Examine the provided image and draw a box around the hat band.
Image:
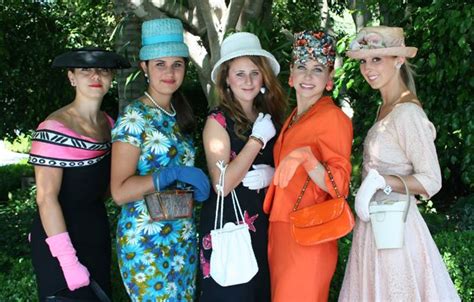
[142,34,183,46]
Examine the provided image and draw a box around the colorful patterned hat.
[292,30,336,67]
[139,18,189,61]
[346,26,417,59]
[211,32,280,83]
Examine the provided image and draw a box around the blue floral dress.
[111,100,197,301]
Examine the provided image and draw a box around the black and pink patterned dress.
[28,115,113,299]
[198,108,275,302]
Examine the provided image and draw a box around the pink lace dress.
[338,103,460,301]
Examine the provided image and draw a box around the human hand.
[273,146,318,188]
[45,232,90,291]
[242,164,275,190]
[176,167,211,202]
[355,169,386,222]
[250,113,276,149]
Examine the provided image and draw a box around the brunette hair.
[145,60,196,135]
[214,56,287,140]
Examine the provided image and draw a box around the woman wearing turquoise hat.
[110,18,210,301]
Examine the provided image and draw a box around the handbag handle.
[213,160,245,230]
[292,162,341,211]
[390,174,410,222]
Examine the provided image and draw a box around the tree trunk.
[113,0,271,107]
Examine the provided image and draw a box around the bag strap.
[391,174,410,222]
[213,160,245,230]
[292,163,341,211]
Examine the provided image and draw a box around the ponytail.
[401,60,417,96]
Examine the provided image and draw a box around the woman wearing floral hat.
[29,47,129,300]
[338,26,460,301]
[110,18,210,301]
[263,31,353,301]
[198,32,287,301]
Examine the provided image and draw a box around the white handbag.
[209,161,259,287]
[369,174,410,249]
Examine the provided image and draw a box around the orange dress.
[263,96,353,302]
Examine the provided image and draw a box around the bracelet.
[249,135,264,148]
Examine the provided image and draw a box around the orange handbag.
[289,163,355,246]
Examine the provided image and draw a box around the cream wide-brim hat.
[211,32,280,83]
[346,26,417,59]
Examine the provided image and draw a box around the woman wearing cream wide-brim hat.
[338,26,460,301]
[198,31,287,301]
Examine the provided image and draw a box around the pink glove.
[273,146,319,188]
[45,232,90,291]
[355,169,386,222]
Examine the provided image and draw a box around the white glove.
[355,169,386,222]
[242,164,275,190]
[250,113,276,149]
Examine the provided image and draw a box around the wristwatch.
[383,184,392,195]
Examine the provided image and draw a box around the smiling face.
[226,56,263,105]
[141,57,186,99]
[68,68,113,100]
[290,59,331,103]
[359,55,403,90]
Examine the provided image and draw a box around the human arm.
[34,165,90,290]
[203,111,276,196]
[110,142,155,205]
[203,118,262,196]
[355,104,441,221]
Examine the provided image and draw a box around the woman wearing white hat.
[198,32,287,301]
[29,47,129,301]
[110,18,210,301]
[339,26,460,301]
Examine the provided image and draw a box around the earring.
[144,73,149,83]
[395,63,402,69]
[288,77,293,87]
[260,86,266,94]
[325,80,333,91]
[70,81,76,87]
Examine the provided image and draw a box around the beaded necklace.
[144,91,176,117]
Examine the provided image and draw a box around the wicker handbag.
[289,163,355,246]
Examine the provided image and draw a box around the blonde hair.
[214,56,287,140]
[401,60,417,96]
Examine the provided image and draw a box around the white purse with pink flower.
[209,161,259,287]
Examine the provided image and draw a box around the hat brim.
[52,49,130,69]
[346,47,417,59]
[211,49,280,83]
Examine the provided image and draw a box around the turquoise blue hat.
[139,18,189,60]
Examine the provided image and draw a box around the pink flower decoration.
[200,249,210,278]
[239,210,259,232]
[202,233,212,250]
[210,112,226,128]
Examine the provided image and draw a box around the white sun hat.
[211,32,280,83]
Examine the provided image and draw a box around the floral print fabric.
[112,100,197,301]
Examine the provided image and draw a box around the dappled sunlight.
[208,137,226,154]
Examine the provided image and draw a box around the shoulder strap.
[292,163,341,211]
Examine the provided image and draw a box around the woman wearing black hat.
[28,47,129,301]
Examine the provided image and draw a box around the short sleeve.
[111,103,146,148]
[393,104,442,198]
[207,108,227,129]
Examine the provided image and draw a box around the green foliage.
[3,132,32,154]
[0,162,34,201]
[408,1,473,199]
[434,231,474,301]
[0,1,119,138]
